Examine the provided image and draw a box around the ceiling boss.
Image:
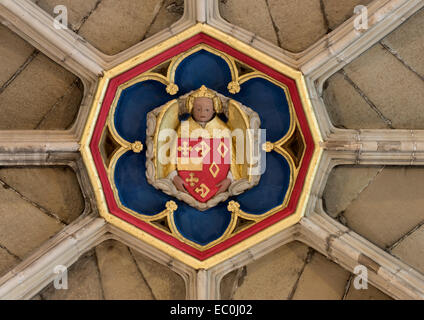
[85,36,317,264]
[146,85,262,211]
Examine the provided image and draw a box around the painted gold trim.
[105,24,302,80]
[167,44,238,95]
[107,73,171,148]
[238,72,296,147]
[80,22,323,269]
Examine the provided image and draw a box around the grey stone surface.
[0,247,20,278]
[323,72,389,129]
[343,44,424,129]
[131,248,186,300]
[143,0,184,40]
[232,241,309,299]
[322,0,372,30]
[37,0,100,31]
[219,0,279,46]
[35,79,83,130]
[0,53,80,130]
[0,183,63,258]
[292,252,350,300]
[343,167,424,248]
[267,0,328,52]
[2,0,423,302]
[220,269,240,300]
[78,0,164,55]
[41,251,104,300]
[323,166,383,217]
[0,25,34,88]
[392,225,424,274]
[0,167,85,224]
[382,8,424,79]
[95,240,154,300]
[345,282,392,300]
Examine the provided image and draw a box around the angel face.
[192,97,215,123]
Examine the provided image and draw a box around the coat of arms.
[145,85,261,210]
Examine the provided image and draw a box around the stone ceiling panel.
[0,25,83,130]
[323,8,424,130]
[0,167,85,277]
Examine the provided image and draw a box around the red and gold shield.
[177,137,231,202]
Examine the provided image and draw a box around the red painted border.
[89,33,315,260]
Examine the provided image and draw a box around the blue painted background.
[112,49,293,246]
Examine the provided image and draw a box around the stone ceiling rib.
[324,130,424,165]
[0,0,102,143]
[299,212,424,300]
[0,0,105,79]
[304,0,424,139]
[302,0,424,84]
[0,215,107,300]
[0,131,79,166]
[0,0,201,144]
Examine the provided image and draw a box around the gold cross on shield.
[178,141,192,157]
[185,173,199,187]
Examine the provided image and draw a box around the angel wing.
[226,99,253,181]
[153,99,180,179]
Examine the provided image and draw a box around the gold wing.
[154,99,179,179]
[227,99,251,180]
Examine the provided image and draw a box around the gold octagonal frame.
[80,23,323,269]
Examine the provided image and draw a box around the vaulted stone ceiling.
[0,0,423,300]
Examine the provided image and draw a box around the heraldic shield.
[177,137,231,203]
